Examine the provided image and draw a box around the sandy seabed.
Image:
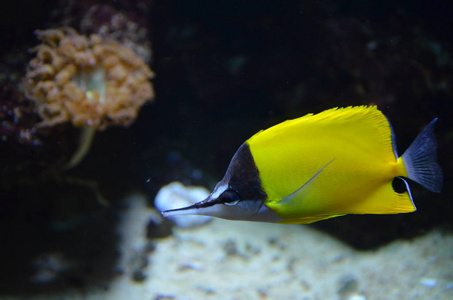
[6,194,453,300]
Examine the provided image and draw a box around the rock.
[154,181,212,229]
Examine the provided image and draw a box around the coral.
[22,27,154,130]
[79,4,152,63]
[0,80,42,145]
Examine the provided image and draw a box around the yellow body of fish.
[162,106,442,224]
[248,106,410,223]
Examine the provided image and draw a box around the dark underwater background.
[0,0,452,297]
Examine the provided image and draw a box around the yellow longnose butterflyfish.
[162,106,443,224]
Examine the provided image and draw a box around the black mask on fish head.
[200,143,267,218]
[162,143,280,222]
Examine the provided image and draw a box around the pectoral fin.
[281,158,335,205]
[267,159,339,223]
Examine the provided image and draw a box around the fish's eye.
[220,190,240,206]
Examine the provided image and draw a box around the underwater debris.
[154,182,212,229]
[30,252,75,284]
[419,277,437,288]
[128,249,150,282]
[146,215,173,239]
[22,26,154,130]
[337,276,361,300]
[223,239,239,256]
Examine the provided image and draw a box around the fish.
[161,106,443,224]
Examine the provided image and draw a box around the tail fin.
[401,119,443,193]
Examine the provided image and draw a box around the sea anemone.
[22,27,155,167]
[22,26,154,130]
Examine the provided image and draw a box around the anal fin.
[347,178,416,215]
[279,214,345,224]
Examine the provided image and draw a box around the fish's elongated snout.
[162,203,201,217]
[160,192,246,220]
[161,193,218,218]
